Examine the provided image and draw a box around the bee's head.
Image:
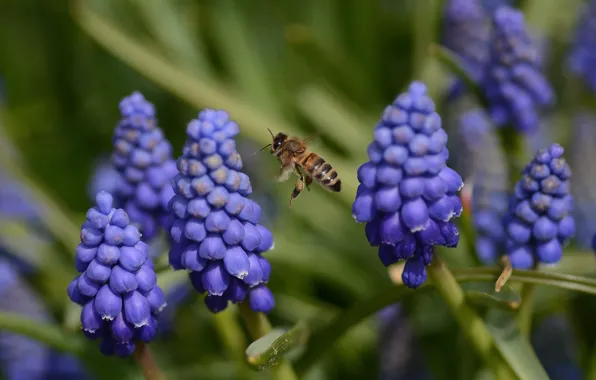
[271,132,287,153]
[254,129,287,157]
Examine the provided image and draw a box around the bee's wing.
[303,132,321,146]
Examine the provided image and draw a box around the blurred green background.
[0,0,593,379]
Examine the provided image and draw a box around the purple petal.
[401,197,429,232]
[109,265,139,294]
[223,246,250,279]
[222,219,245,245]
[145,287,167,313]
[95,285,123,320]
[96,192,114,214]
[77,273,101,297]
[225,277,248,303]
[104,225,124,246]
[96,244,120,266]
[205,295,228,313]
[86,259,112,283]
[379,212,405,245]
[135,264,158,293]
[136,316,158,342]
[111,313,135,342]
[181,243,207,271]
[202,262,230,296]
[248,285,275,313]
[119,246,146,272]
[184,218,207,242]
[198,235,227,260]
[243,253,264,287]
[536,239,562,264]
[124,291,151,327]
[81,300,103,332]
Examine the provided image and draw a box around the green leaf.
[130,0,212,74]
[71,1,359,204]
[245,321,310,370]
[295,84,372,157]
[485,309,550,380]
[430,44,490,108]
[295,268,596,375]
[465,283,521,312]
[0,312,86,354]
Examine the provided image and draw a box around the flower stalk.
[238,301,299,380]
[426,252,502,373]
[132,342,166,380]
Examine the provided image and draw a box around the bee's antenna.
[267,128,274,139]
[253,144,271,156]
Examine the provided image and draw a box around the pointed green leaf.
[0,312,86,354]
[245,321,309,370]
[430,44,490,108]
[465,283,521,312]
[486,309,550,380]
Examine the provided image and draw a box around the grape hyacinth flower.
[504,144,574,268]
[482,7,554,133]
[111,92,177,241]
[569,114,596,249]
[442,0,490,100]
[68,192,166,357]
[167,109,275,313]
[1,260,89,380]
[352,81,464,289]
[459,109,509,265]
[569,0,596,94]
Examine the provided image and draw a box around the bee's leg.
[289,176,305,207]
[276,163,294,182]
[305,176,313,191]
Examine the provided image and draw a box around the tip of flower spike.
[408,81,428,95]
[96,191,114,214]
[118,91,155,118]
[493,6,524,27]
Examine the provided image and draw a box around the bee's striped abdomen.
[301,152,342,192]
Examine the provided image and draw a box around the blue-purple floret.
[482,7,554,133]
[569,0,596,94]
[352,82,463,289]
[167,109,275,313]
[68,192,166,357]
[442,0,490,99]
[112,92,177,241]
[505,144,574,269]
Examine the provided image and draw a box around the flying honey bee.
[255,129,341,207]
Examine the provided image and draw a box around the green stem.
[212,307,247,361]
[0,312,85,353]
[238,302,299,380]
[295,266,596,375]
[132,342,166,380]
[426,253,499,371]
[516,281,537,337]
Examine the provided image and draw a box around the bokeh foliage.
[1,0,596,379]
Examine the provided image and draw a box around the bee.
[255,129,341,207]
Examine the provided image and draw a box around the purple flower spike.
[570,1,596,94]
[68,191,165,357]
[167,109,275,313]
[505,144,574,268]
[111,92,177,241]
[442,0,490,100]
[481,7,554,133]
[352,82,464,289]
